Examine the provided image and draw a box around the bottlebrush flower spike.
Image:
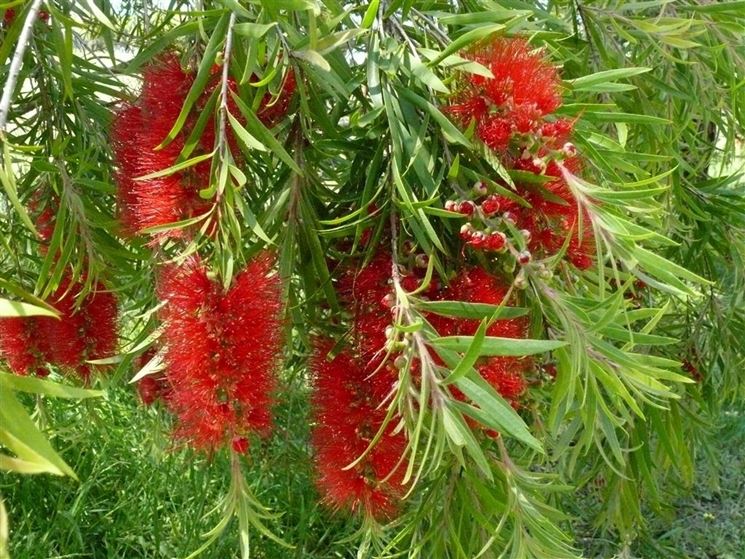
[1,279,117,380]
[111,55,210,240]
[81,286,118,363]
[311,341,406,520]
[112,55,296,241]
[157,252,283,452]
[36,279,87,373]
[449,38,562,150]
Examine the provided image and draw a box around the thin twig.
[0,0,45,136]
[216,11,237,175]
[389,207,445,408]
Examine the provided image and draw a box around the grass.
[2,382,744,558]
[632,411,745,559]
[1,380,355,559]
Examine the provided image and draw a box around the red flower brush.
[157,252,283,452]
[449,38,562,150]
[112,55,296,241]
[311,342,406,520]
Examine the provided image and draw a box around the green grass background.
[2,384,743,558]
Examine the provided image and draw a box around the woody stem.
[0,0,45,136]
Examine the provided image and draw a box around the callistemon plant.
[1,3,743,559]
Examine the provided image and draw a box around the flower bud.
[457,200,476,216]
[517,250,532,265]
[472,181,488,197]
[485,231,506,252]
[481,195,501,216]
[459,223,474,240]
[562,142,577,157]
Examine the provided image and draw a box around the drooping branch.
[0,0,45,136]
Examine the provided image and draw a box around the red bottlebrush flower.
[1,278,117,380]
[3,9,14,25]
[111,55,214,240]
[232,436,250,454]
[477,357,527,404]
[477,117,513,151]
[140,53,193,122]
[541,118,575,144]
[311,342,405,520]
[434,267,530,409]
[449,38,562,149]
[0,317,46,376]
[469,38,561,119]
[36,279,87,374]
[158,252,283,452]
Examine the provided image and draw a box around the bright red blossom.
[449,38,562,149]
[157,253,283,452]
[0,278,118,381]
[112,55,296,240]
[311,343,406,520]
[0,318,47,376]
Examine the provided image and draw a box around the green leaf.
[228,112,268,152]
[569,67,651,89]
[0,390,76,479]
[231,92,302,174]
[293,49,331,72]
[233,22,277,39]
[0,143,37,235]
[134,151,214,181]
[416,300,528,320]
[427,24,506,67]
[455,371,543,453]
[0,299,59,318]
[442,319,487,385]
[83,0,116,30]
[397,88,469,147]
[361,0,380,29]
[433,336,568,356]
[124,21,201,73]
[0,372,103,399]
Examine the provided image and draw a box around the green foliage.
[0,0,743,558]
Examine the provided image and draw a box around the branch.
[0,0,45,136]
[215,10,237,180]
